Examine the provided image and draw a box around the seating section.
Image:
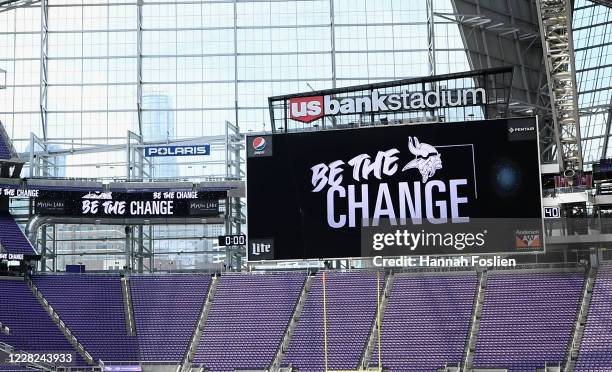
[284,271,382,372]
[33,275,139,363]
[0,214,36,255]
[372,273,476,371]
[194,272,306,371]
[131,275,211,362]
[473,271,584,371]
[0,133,10,159]
[0,269,599,370]
[576,264,612,371]
[0,278,83,364]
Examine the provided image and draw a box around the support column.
[136,0,144,137]
[536,0,583,171]
[137,226,144,273]
[124,226,132,274]
[39,0,49,141]
[233,0,239,129]
[40,225,47,272]
[426,0,436,77]
[330,0,337,89]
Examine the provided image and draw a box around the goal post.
[321,271,384,372]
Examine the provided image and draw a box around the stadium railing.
[25,277,94,365]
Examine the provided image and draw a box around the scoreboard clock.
[217,234,246,247]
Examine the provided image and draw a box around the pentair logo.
[509,125,534,133]
[252,136,267,152]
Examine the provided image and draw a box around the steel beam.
[39,0,48,141]
[427,0,436,77]
[0,0,38,13]
[136,0,143,137]
[588,0,612,9]
[536,0,583,171]
[601,94,612,159]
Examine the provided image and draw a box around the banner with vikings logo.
[246,118,543,261]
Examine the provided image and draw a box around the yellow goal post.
[321,271,384,372]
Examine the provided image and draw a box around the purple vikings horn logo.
[402,136,442,182]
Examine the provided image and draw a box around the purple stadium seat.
[473,271,584,372]
[33,275,139,363]
[0,278,85,365]
[193,272,306,371]
[575,264,612,371]
[130,275,211,362]
[0,133,11,160]
[0,214,36,255]
[283,271,382,372]
[371,273,477,371]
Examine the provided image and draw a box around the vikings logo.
[402,137,442,182]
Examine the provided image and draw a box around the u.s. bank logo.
[248,239,274,260]
[252,137,266,152]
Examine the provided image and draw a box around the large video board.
[247,118,543,261]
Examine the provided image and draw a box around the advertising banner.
[144,144,210,157]
[33,191,223,218]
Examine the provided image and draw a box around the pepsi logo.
[252,137,267,152]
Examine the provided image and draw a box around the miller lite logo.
[248,239,274,260]
[251,242,271,256]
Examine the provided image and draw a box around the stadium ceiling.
[0,0,38,13]
[573,1,612,167]
[449,0,590,172]
[448,0,560,166]
[588,0,612,8]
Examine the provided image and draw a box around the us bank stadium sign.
[268,67,513,132]
[288,87,486,123]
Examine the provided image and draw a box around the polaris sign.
[289,87,486,123]
[144,144,210,157]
